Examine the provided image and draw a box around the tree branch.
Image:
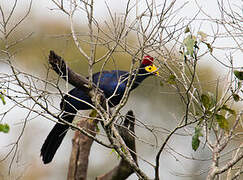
[48,50,91,93]
[96,110,138,180]
[67,117,98,180]
[48,50,107,115]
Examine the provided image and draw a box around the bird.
[40,55,158,164]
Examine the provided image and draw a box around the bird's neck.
[130,66,150,90]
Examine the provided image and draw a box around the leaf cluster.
[0,123,9,133]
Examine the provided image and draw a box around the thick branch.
[49,50,107,115]
[67,118,98,180]
[96,110,138,180]
[207,143,243,180]
[49,50,91,93]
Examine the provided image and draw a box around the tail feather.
[40,114,75,164]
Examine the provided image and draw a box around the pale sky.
[26,0,242,70]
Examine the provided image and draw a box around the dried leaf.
[185,26,190,33]
[221,105,236,115]
[198,31,208,41]
[183,35,197,57]
[232,93,240,102]
[206,43,213,53]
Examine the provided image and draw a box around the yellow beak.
[151,64,159,76]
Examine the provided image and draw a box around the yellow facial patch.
[145,64,159,76]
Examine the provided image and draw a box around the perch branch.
[48,50,92,93]
[96,110,138,180]
[67,117,98,180]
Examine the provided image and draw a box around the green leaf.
[121,147,126,154]
[195,127,203,137]
[95,123,100,133]
[192,127,203,151]
[110,148,120,159]
[221,105,236,115]
[0,123,10,133]
[183,35,197,57]
[201,94,210,109]
[89,110,97,117]
[192,134,200,151]
[198,116,204,123]
[0,94,6,105]
[167,74,176,84]
[201,92,216,110]
[110,148,116,154]
[215,114,229,130]
[232,93,240,102]
[205,110,213,116]
[238,82,242,89]
[234,70,243,80]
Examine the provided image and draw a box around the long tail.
[40,113,75,164]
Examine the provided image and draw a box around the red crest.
[142,55,154,66]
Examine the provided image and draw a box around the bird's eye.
[148,67,152,70]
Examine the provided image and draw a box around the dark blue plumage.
[41,56,157,164]
[61,70,128,112]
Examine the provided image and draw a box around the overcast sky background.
[31,0,243,68]
[2,0,242,69]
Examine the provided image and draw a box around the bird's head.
[140,55,159,76]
